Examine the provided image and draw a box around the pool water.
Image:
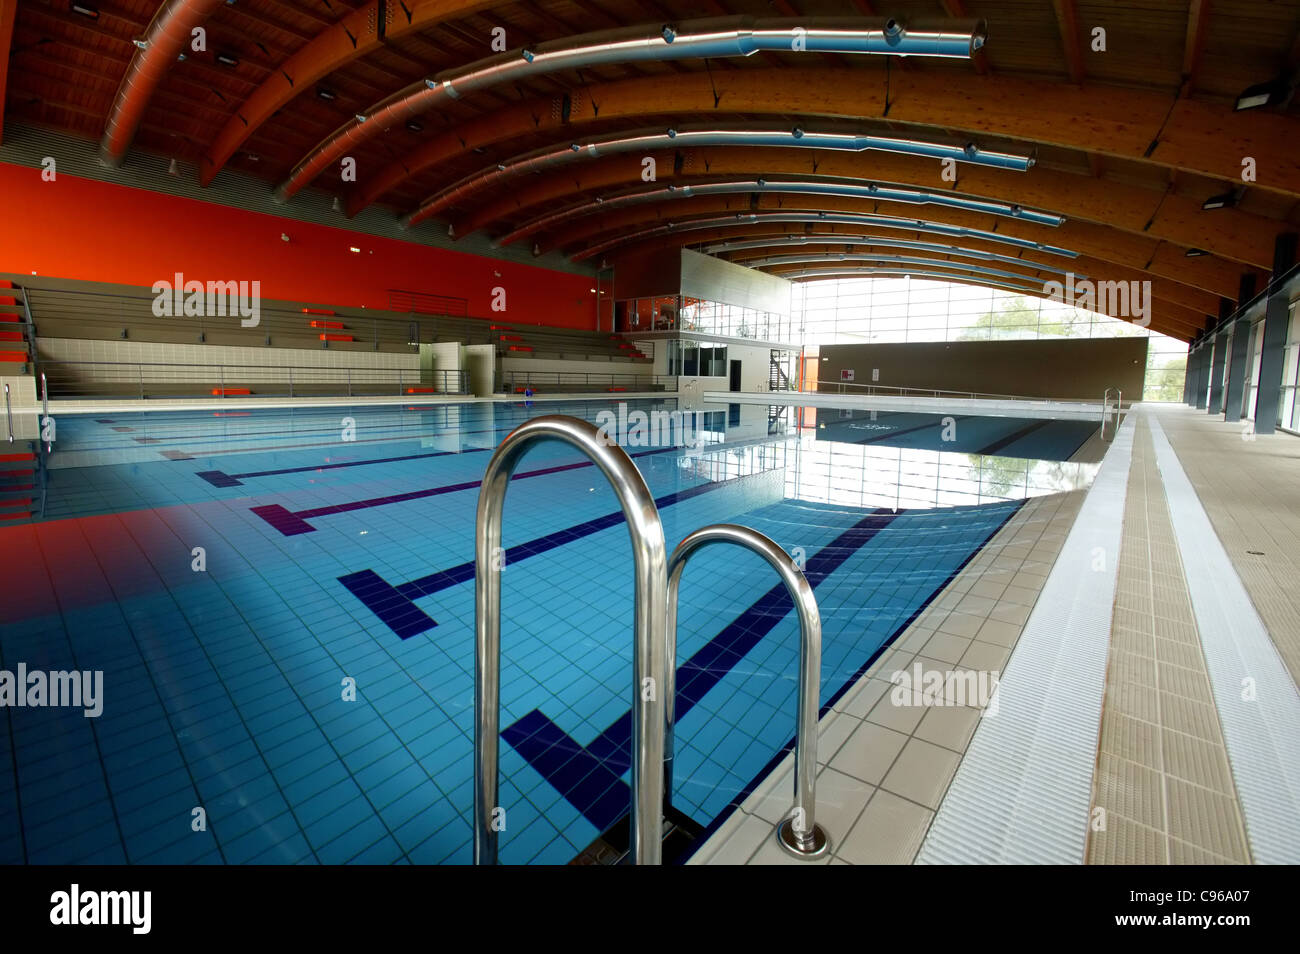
[0,399,1099,864]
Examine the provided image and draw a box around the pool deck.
[694,403,1300,865]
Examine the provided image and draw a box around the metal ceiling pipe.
[774,267,1044,295]
[742,252,1060,285]
[494,178,1062,247]
[100,0,227,166]
[276,16,987,201]
[570,211,1080,262]
[700,234,1079,274]
[407,129,1034,228]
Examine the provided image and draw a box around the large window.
[666,340,727,377]
[1278,302,1300,431]
[791,277,1189,401]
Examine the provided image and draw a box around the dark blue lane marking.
[198,447,490,488]
[976,419,1053,456]
[339,474,736,640]
[194,425,517,487]
[254,444,680,536]
[677,497,1027,863]
[500,509,900,833]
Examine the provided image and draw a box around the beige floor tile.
[809,766,875,845]
[828,721,908,785]
[837,790,933,864]
[913,704,982,753]
[937,612,986,639]
[958,639,1011,672]
[1161,729,1234,793]
[974,617,1023,647]
[866,690,927,735]
[920,630,971,664]
[1094,753,1165,831]
[698,809,769,865]
[833,678,888,721]
[816,709,861,768]
[988,602,1032,626]
[1164,777,1251,862]
[1001,583,1040,607]
[1086,810,1167,864]
[881,738,961,809]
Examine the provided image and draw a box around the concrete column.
[1195,327,1211,409]
[1207,300,1232,413]
[1185,339,1200,406]
[1251,233,1297,435]
[1223,277,1258,423]
[1222,318,1253,422]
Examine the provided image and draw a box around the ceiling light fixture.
[1234,75,1295,111]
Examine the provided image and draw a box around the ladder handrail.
[1101,387,1123,441]
[473,415,668,865]
[665,524,829,858]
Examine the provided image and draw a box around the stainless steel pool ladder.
[666,524,829,859]
[472,416,829,863]
[1101,387,1123,442]
[473,415,668,865]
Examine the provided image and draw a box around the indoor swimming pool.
[0,399,1102,865]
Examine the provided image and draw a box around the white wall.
[38,336,418,387]
[462,344,495,397]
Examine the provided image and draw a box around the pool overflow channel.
[473,416,830,865]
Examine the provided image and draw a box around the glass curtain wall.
[791,277,1190,401]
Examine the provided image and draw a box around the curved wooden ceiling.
[5,0,1300,340]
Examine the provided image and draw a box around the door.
[729,359,742,392]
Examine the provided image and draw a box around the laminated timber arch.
[545,192,1257,300]
[437,142,1279,271]
[11,0,1299,342]
[347,67,1300,218]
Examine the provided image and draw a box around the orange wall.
[0,161,595,328]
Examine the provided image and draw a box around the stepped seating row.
[0,280,31,366]
[13,280,648,365]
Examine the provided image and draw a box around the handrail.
[829,380,1047,402]
[504,370,671,393]
[1101,387,1123,441]
[4,384,11,443]
[473,416,668,864]
[664,524,829,859]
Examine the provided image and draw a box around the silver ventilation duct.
[741,253,1060,286]
[571,211,1081,262]
[407,129,1035,228]
[700,235,1081,275]
[774,268,1044,295]
[494,179,1063,246]
[101,0,227,165]
[276,16,989,201]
